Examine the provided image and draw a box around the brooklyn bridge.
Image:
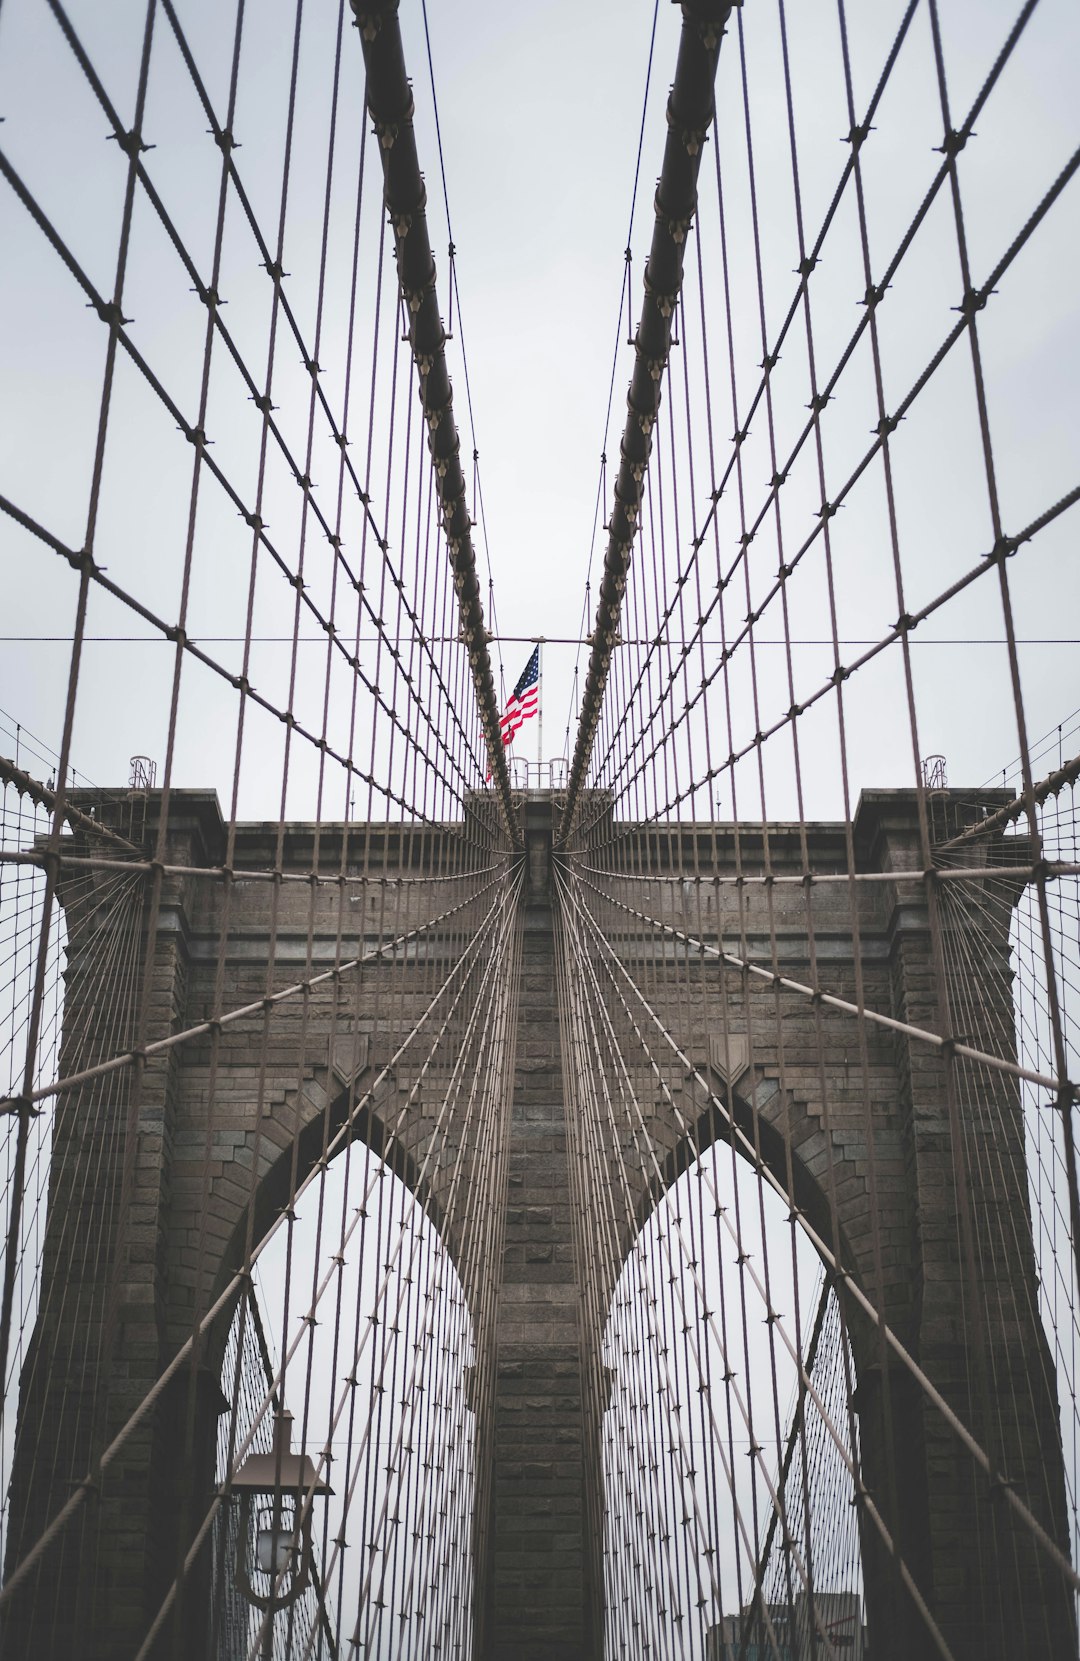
[0,0,1078,1657]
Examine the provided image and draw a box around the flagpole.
[536,638,543,776]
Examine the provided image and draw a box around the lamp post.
[231,1411,332,1658]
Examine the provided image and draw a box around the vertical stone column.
[487,798,596,1659]
[853,792,1074,1661]
[2,797,221,1661]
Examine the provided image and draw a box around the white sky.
[1,5,1078,1650]
[0,0,1076,809]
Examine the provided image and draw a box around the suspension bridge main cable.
[561,0,733,840]
[352,0,516,837]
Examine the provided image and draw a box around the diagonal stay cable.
[90,0,485,787]
[135,870,522,1661]
[1,14,483,796]
[0,872,512,1613]
[0,866,507,1113]
[574,866,1075,1097]
[0,758,141,857]
[0,493,469,826]
[580,134,1080,832]
[587,0,1040,805]
[559,859,1080,1603]
[580,473,1080,844]
[557,864,958,1656]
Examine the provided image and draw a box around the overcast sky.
[0,0,1075,816]
[1,5,1077,1650]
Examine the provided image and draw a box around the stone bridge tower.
[2,787,1073,1661]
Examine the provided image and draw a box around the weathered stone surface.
[3,789,1073,1661]
[486,801,594,1657]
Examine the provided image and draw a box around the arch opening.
[210,1140,477,1660]
[601,1140,865,1659]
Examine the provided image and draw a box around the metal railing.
[506,756,569,791]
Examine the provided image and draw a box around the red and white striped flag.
[499,645,540,748]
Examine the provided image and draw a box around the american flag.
[498,645,540,748]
